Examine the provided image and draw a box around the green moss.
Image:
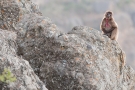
[0,68,16,83]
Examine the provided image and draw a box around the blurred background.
[32,0,135,69]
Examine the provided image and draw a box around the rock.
[16,13,61,76]
[16,13,135,90]
[0,0,48,89]
[0,30,48,90]
[0,0,41,30]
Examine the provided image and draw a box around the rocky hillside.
[0,0,135,90]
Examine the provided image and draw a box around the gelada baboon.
[100,11,118,40]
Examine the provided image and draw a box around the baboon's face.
[105,11,112,19]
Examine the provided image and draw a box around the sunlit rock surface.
[0,0,135,90]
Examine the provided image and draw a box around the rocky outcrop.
[0,30,47,90]
[16,15,135,89]
[0,0,135,90]
[0,0,47,90]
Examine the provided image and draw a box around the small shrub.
[0,68,16,83]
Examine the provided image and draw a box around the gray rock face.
[0,0,135,90]
[0,29,47,90]
[16,15,135,89]
[16,13,61,76]
[0,0,41,30]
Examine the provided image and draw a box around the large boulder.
[16,13,135,90]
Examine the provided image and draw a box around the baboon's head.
[105,11,113,19]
